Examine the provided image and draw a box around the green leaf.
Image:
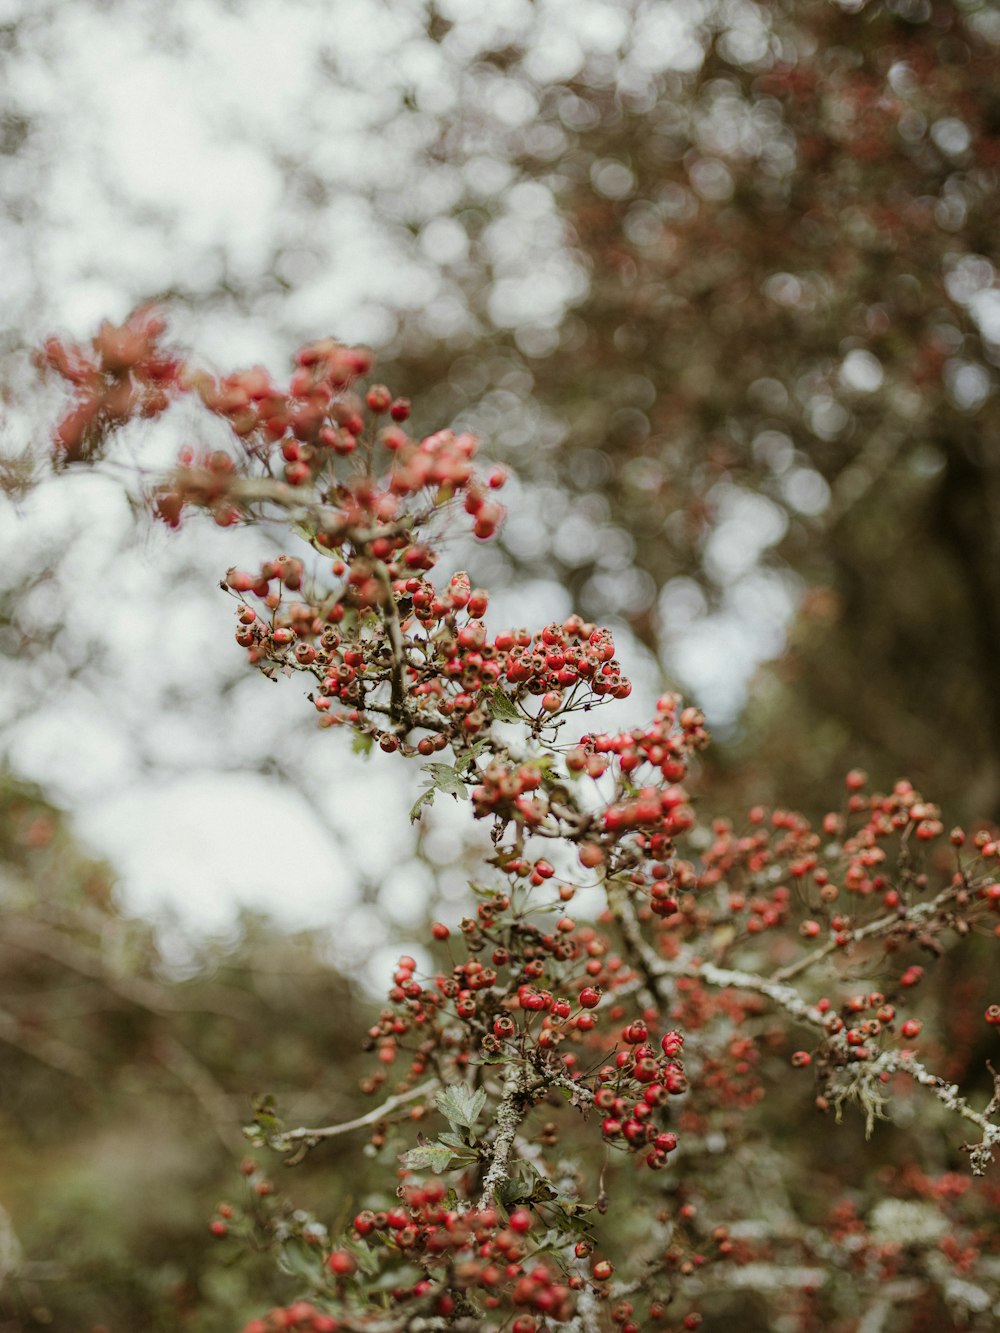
[351,1242,380,1278]
[410,785,436,823]
[471,1050,507,1065]
[499,1178,533,1207]
[399,1143,457,1174]
[437,1131,473,1151]
[277,1240,324,1283]
[247,1094,282,1137]
[435,1084,487,1131]
[482,687,522,724]
[352,732,374,757]
[424,762,469,799]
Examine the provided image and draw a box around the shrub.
[40,312,1000,1332]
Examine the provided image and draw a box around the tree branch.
[273,1078,439,1148]
[478,1065,530,1209]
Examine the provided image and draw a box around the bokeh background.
[0,0,998,1327]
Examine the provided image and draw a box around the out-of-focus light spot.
[945,360,992,412]
[704,485,788,584]
[688,156,734,202]
[931,117,971,157]
[840,349,884,393]
[591,158,635,200]
[782,467,830,517]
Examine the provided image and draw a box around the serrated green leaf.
[435,1083,487,1131]
[482,687,523,724]
[400,1143,457,1174]
[438,1131,472,1151]
[410,785,436,823]
[352,732,374,756]
[424,762,469,799]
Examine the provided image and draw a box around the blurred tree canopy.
[375,0,1000,817]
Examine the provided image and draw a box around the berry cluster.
[42,308,181,462]
[596,1023,686,1168]
[46,315,1000,1332]
[239,1304,338,1333]
[346,1191,582,1324]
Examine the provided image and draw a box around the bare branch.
[0,1002,89,1077]
[152,1034,247,1155]
[772,883,961,984]
[274,1078,439,1148]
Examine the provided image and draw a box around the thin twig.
[0,1002,89,1077]
[772,883,960,984]
[374,559,408,721]
[152,1034,247,1154]
[274,1078,439,1147]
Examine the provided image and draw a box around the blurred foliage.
[369,0,1000,819]
[0,771,382,1332]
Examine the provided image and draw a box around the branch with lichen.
[477,1064,531,1208]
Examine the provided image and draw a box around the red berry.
[327,1249,357,1276]
[660,1031,684,1057]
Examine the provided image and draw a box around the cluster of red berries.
[225,577,642,750]
[190,347,504,527]
[238,1303,338,1333]
[678,771,1000,963]
[573,694,706,784]
[787,989,910,1070]
[47,316,506,560]
[342,1190,584,1324]
[362,899,652,1099]
[43,308,181,462]
[498,618,631,705]
[597,1023,686,1168]
[568,697,707,866]
[46,314,1000,1331]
